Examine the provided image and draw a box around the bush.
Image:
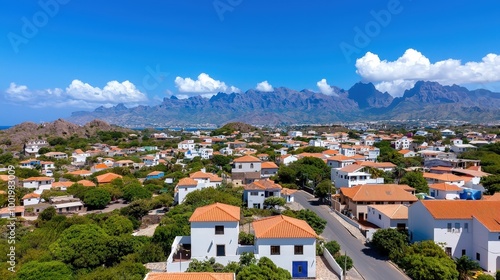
[324,240,341,256]
[238,232,254,245]
[477,275,495,280]
[496,270,500,280]
[335,255,353,271]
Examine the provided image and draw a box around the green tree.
[49,224,110,269]
[400,171,429,193]
[238,232,255,245]
[371,228,408,258]
[15,261,73,280]
[38,207,57,222]
[481,175,500,195]
[403,254,459,280]
[84,188,111,210]
[314,179,334,203]
[335,255,353,271]
[37,147,51,155]
[78,261,146,280]
[237,257,291,280]
[324,240,341,256]
[455,255,481,280]
[102,215,134,236]
[263,197,286,208]
[477,275,495,280]
[123,185,152,202]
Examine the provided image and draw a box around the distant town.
[0,119,499,280]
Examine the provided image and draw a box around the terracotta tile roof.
[96,173,123,184]
[429,183,462,192]
[350,154,366,160]
[398,149,413,155]
[451,168,490,178]
[145,272,235,280]
[22,193,40,199]
[253,215,318,239]
[115,160,134,164]
[281,188,298,196]
[67,170,92,176]
[467,166,481,171]
[341,184,418,202]
[358,161,396,168]
[233,155,261,163]
[419,200,500,232]
[261,161,278,169]
[189,171,222,182]
[77,180,96,187]
[93,163,109,169]
[73,149,84,154]
[52,181,74,188]
[429,166,453,172]
[485,193,500,201]
[339,164,365,173]
[322,149,339,155]
[244,179,282,191]
[423,173,464,182]
[177,178,198,186]
[189,203,240,222]
[0,206,24,215]
[369,204,408,219]
[24,177,53,182]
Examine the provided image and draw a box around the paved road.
[295,191,409,280]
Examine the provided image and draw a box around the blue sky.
[1,0,500,124]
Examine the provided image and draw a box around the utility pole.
[343,250,347,278]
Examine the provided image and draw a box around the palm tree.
[455,255,481,280]
[394,164,406,183]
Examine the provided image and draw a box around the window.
[464,223,469,232]
[250,163,254,168]
[216,245,225,256]
[294,245,303,255]
[455,223,461,232]
[447,223,452,232]
[462,249,466,256]
[445,247,452,257]
[250,191,259,196]
[238,164,242,169]
[215,226,224,235]
[270,246,280,255]
[476,253,480,261]
[378,214,381,220]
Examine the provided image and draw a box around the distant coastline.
[0,126,11,130]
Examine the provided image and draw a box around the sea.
[0,126,11,130]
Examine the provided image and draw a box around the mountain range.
[68,81,500,126]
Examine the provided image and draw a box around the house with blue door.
[146,171,165,180]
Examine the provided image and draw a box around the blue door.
[292,261,308,278]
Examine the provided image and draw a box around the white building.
[22,177,54,195]
[71,149,90,165]
[428,183,462,200]
[451,144,477,154]
[174,178,199,204]
[24,140,48,155]
[231,155,262,184]
[331,165,384,189]
[244,179,282,209]
[288,131,303,138]
[393,136,413,150]
[22,192,41,206]
[367,204,409,230]
[178,140,196,150]
[253,215,318,278]
[440,129,456,137]
[408,200,500,272]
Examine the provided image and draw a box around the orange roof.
[281,188,298,196]
[423,173,464,182]
[177,178,198,186]
[322,149,339,155]
[22,193,40,199]
[189,203,240,222]
[398,149,413,155]
[244,179,282,191]
[67,170,92,176]
[24,177,53,182]
[0,206,24,215]
[52,181,74,188]
[358,161,396,168]
[419,200,500,232]
[429,183,462,192]
[145,272,235,280]
[339,164,365,173]
[73,149,84,154]
[369,204,408,219]
[77,180,96,187]
[341,184,418,202]
[253,215,318,239]
[189,171,222,182]
[0,175,9,181]
[261,161,278,169]
[451,168,490,178]
[93,163,108,169]
[96,173,123,184]
[485,193,500,201]
[233,155,261,163]
[429,166,453,172]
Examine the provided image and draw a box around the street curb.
[387,260,411,279]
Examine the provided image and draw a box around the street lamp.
[178,243,183,271]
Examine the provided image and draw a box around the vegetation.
[83,188,111,210]
[323,240,353,271]
[454,255,480,280]
[400,171,429,193]
[282,209,326,235]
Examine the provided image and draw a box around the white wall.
[408,202,435,243]
[255,237,316,278]
[247,190,265,209]
[190,221,239,260]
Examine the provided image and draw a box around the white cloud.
[316,79,336,95]
[355,49,500,96]
[256,81,273,92]
[4,80,148,108]
[174,73,240,94]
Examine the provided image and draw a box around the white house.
[428,183,462,200]
[408,200,500,272]
[326,155,355,169]
[261,161,278,178]
[423,173,465,187]
[332,164,384,189]
[288,131,303,138]
[44,152,68,160]
[253,215,318,278]
[24,140,48,155]
[244,179,282,209]
[367,204,409,229]
[393,136,413,150]
[231,155,262,184]
[22,192,41,206]
[22,177,54,194]
[398,149,417,158]
[71,149,90,165]
[440,129,456,137]
[189,170,223,188]
[178,140,196,150]
[278,154,298,166]
[451,144,477,154]
[174,178,200,204]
